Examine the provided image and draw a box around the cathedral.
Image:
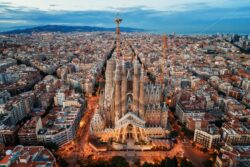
[90,18,169,149]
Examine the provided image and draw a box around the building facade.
[90,19,169,148]
[193,124,221,149]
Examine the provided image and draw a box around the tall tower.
[161,102,168,129]
[111,16,123,125]
[121,59,127,116]
[139,65,145,118]
[105,59,115,108]
[133,56,140,115]
[115,17,122,59]
[162,34,167,58]
[114,62,122,124]
[162,34,167,73]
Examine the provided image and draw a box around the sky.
[1,0,250,34]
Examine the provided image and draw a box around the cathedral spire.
[121,54,127,116]
[115,16,122,60]
[133,54,140,115]
[114,62,121,125]
[139,64,145,118]
[162,102,168,111]
[161,34,167,75]
[141,64,145,80]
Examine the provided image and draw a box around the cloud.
[0,20,27,24]
[0,1,250,34]
[167,2,209,11]
[49,4,57,7]
[0,1,12,5]
[2,0,250,11]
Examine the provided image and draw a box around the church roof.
[115,112,146,129]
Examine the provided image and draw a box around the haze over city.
[1,0,250,34]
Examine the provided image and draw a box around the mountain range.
[0,25,145,34]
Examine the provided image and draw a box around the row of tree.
[78,155,129,167]
[77,155,194,167]
[143,156,194,167]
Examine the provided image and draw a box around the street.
[57,95,99,166]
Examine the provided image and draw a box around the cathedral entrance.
[126,124,134,140]
[126,124,135,149]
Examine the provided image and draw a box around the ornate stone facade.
[91,55,169,143]
[90,19,169,148]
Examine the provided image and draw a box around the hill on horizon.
[0,25,145,34]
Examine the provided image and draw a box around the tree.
[90,159,109,167]
[110,156,129,167]
[210,152,218,161]
[202,160,213,167]
[142,162,157,167]
[134,158,141,166]
[160,157,178,167]
[57,157,69,167]
[201,147,209,153]
[38,142,59,151]
[213,120,224,128]
[172,156,178,167]
[79,155,109,167]
[44,142,59,151]
[169,130,179,138]
[180,158,194,167]
[181,126,194,139]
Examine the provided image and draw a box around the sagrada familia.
[90,18,169,149]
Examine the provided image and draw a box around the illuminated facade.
[90,18,169,149]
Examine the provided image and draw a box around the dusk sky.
[1,0,250,34]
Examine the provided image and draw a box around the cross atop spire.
[115,13,122,35]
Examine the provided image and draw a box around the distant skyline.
[1,0,250,34]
